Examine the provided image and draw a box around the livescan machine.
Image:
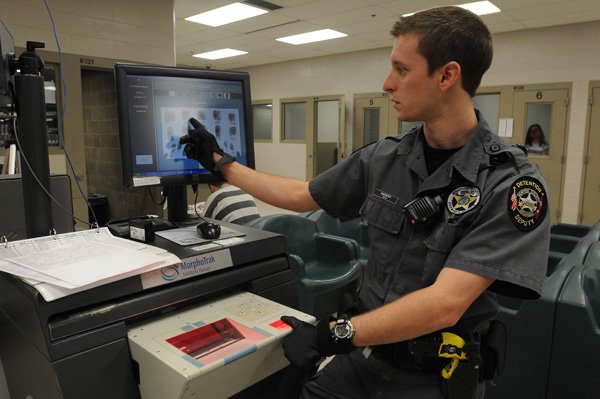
[0,222,310,398]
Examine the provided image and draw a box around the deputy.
[179,6,550,398]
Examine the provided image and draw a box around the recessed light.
[193,48,248,60]
[276,29,348,45]
[459,1,501,16]
[185,2,268,27]
[403,1,500,17]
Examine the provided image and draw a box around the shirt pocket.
[360,194,405,235]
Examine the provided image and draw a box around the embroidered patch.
[447,187,481,215]
[507,176,547,231]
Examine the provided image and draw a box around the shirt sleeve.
[444,170,551,299]
[308,143,375,221]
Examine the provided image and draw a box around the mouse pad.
[156,226,245,246]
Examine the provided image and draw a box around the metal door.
[580,87,600,225]
[513,88,569,223]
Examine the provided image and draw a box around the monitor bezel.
[114,62,255,189]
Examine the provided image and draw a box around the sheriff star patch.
[507,176,547,231]
[447,187,481,215]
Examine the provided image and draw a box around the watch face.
[334,323,351,339]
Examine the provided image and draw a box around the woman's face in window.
[529,126,542,141]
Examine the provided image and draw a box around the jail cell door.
[513,88,569,223]
[353,93,397,151]
[307,96,345,180]
[580,87,600,225]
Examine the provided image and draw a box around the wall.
[0,0,175,65]
[0,0,175,227]
[243,20,600,223]
[81,70,163,222]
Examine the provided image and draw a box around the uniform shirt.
[202,185,260,225]
[309,112,551,334]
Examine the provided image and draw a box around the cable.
[193,184,202,219]
[43,0,99,226]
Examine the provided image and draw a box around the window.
[281,101,307,142]
[252,101,272,141]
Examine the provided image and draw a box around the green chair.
[486,243,587,399]
[246,214,363,320]
[546,262,600,398]
[550,223,590,238]
[306,210,370,267]
[487,222,600,399]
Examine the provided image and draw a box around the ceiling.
[174,0,600,70]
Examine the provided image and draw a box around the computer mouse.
[197,222,221,239]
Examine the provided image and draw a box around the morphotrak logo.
[160,265,180,281]
[181,255,216,270]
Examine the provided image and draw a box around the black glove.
[280,315,354,369]
[179,118,234,179]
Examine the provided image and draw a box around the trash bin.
[88,194,109,226]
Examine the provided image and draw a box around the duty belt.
[371,332,482,377]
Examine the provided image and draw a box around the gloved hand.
[179,118,234,179]
[280,316,354,369]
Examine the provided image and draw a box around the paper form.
[0,228,180,290]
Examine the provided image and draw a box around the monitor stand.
[164,184,188,223]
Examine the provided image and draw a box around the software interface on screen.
[123,74,248,187]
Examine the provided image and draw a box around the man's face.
[382,33,440,122]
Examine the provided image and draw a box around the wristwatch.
[332,317,355,344]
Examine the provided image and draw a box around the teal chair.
[487,221,600,399]
[486,241,590,399]
[306,210,370,267]
[547,260,600,398]
[246,214,363,320]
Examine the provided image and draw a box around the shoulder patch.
[507,176,547,231]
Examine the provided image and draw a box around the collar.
[402,110,493,193]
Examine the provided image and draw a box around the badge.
[507,176,547,231]
[447,187,481,215]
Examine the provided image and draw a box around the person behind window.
[525,123,549,155]
[202,182,260,225]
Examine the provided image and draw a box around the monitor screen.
[115,63,255,221]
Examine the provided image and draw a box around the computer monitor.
[115,63,255,222]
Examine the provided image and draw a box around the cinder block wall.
[81,69,163,222]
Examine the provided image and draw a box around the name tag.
[374,189,399,205]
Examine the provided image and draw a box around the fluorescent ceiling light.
[459,1,501,16]
[403,1,500,17]
[276,29,348,45]
[185,2,268,27]
[193,48,248,60]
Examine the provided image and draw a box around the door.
[513,88,569,223]
[312,97,344,178]
[580,86,600,225]
[353,93,397,151]
[302,96,345,180]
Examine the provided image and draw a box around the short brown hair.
[391,6,493,96]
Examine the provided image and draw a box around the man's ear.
[439,61,461,92]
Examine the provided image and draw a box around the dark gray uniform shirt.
[309,113,550,334]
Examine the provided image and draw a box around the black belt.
[370,333,481,373]
[370,340,448,373]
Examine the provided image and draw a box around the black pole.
[15,41,52,238]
